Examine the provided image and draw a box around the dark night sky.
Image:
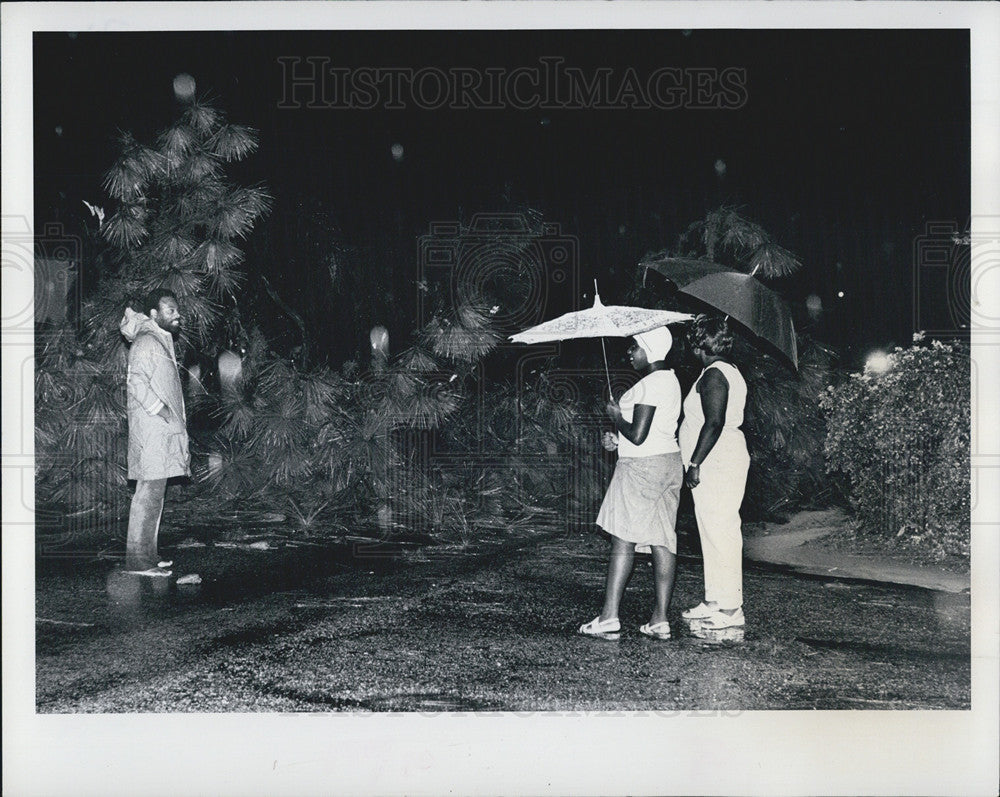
[33,29,971,366]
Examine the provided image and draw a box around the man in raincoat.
[119,289,190,575]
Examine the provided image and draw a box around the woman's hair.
[687,314,734,357]
[140,288,178,316]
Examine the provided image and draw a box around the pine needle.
[429,322,500,362]
[231,186,272,221]
[103,211,148,248]
[178,152,222,183]
[206,267,245,299]
[748,242,802,278]
[183,102,222,136]
[210,124,260,162]
[400,347,440,372]
[148,267,204,299]
[158,123,197,163]
[150,231,196,264]
[195,239,244,271]
[212,201,255,239]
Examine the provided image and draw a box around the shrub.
[741,335,837,519]
[819,336,970,556]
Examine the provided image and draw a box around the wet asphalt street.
[35,528,971,712]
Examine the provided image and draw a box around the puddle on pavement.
[363,692,495,711]
[97,540,406,619]
[795,636,969,663]
[263,684,492,711]
[203,623,284,649]
[781,683,959,710]
[684,620,745,643]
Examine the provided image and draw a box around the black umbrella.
[642,257,798,370]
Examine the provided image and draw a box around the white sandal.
[125,566,172,578]
[694,608,745,629]
[681,602,717,621]
[639,621,672,640]
[578,616,621,638]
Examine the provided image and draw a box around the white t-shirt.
[617,370,682,458]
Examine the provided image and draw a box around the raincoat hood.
[120,307,163,343]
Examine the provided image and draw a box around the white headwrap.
[633,327,673,362]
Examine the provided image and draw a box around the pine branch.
[213,200,256,240]
[400,347,440,372]
[210,124,260,162]
[183,102,222,136]
[103,210,148,249]
[194,238,244,271]
[261,274,309,369]
[177,151,222,184]
[158,123,197,168]
[748,242,802,278]
[206,266,245,299]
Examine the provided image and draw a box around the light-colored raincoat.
[120,308,190,481]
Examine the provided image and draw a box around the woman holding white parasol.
[580,326,684,640]
[510,286,691,640]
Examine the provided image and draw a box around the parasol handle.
[600,336,613,399]
[594,280,612,397]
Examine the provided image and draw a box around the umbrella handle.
[600,337,613,399]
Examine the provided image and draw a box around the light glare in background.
[865,350,891,374]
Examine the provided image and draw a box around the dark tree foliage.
[35,99,270,515]
[194,208,606,544]
[634,206,832,520]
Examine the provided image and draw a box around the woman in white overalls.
[679,315,750,632]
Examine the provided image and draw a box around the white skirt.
[596,452,683,553]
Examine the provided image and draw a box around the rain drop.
[173,73,196,102]
[54,126,63,137]
[391,143,404,162]
[714,159,727,177]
